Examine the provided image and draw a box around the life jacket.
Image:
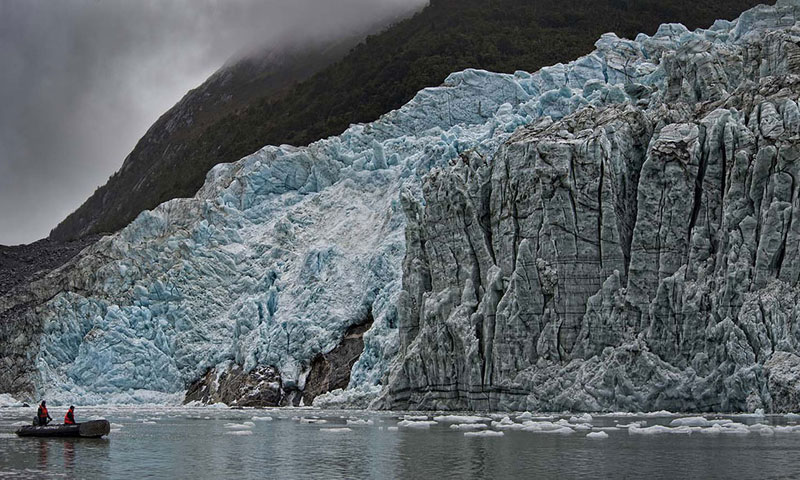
[38,405,48,418]
[64,410,75,425]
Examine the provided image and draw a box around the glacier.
[1,0,800,411]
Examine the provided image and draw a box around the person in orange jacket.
[64,406,76,425]
[37,401,52,426]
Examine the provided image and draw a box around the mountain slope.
[46,34,375,242]
[49,0,766,241]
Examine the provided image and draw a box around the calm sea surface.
[2,406,800,479]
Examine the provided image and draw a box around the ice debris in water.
[669,417,731,427]
[346,418,374,426]
[629,425,692,435]
[433,415,490,423]
[450,423,488,431]
[402,415,429,421]
[225,430,253,436]
[224,423,253,429]
[569,413,593,423]
[464,430,504,438]
[251,416,273,421]
[397,419,437,429]
[586,431,609,439]
[320,428,352,433]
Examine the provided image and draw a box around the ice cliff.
[3,1,800,412]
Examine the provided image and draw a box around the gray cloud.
[0,0,425,245]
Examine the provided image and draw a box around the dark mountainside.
[48,0,768,243]
[0,236,100,296]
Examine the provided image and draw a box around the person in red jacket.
[64,406,76,425]
[37,401,52,426]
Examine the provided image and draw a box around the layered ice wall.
[1,1,799,410]
[379,0,800,411]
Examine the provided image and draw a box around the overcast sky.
[0,0,425,245]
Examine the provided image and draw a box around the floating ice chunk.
[699,424,724,435]
[670,417,711,427]
[517,412,534,420]
[251,416,273,421]
[224,423,253,429]
[586,431,609,439]
[464,430,504,437]
[346,418,374,426]
[594,427,620,431]
[785,413,800,421]
[397,420,437,428]
[629,425,691,435]
[402,415,429,421]
[321,428,352,433]
[749,424,774,436]
[450,423,488,431]
[387,426,399,431]
[618,422,643,428]
[569,413,593,423]
[572,423,592,431]
[541,427,575,435]
[225,430,253,436]
[495,416,514,425]
[774,425,800,433]
[519,421,575,434]
[110,423,124,429]
[641,411,675,417]
[719,423,750,435]
[141,420,157,425]
[433,415,490,423]
[490,416,524,430]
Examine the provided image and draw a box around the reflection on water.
[3,407,800,479]
[38,440,47,470]
[63,440,75,472]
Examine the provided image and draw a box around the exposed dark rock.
[184,365,284,407]
[303,319,374,406]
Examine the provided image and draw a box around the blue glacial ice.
[25,0,800,405]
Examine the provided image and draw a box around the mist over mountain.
[0,0,424,245]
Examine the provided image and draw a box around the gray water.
[2,406,800,479]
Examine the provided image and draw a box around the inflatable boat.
[15,420,110,438]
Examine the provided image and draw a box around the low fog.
[0,0,426,245]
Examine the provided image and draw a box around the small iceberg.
[464,430,504,437]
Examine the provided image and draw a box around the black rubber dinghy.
[16,420,110,438]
